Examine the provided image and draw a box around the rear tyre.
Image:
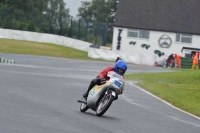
[172,63,175,68]
[163,62,167,68]
[96,93,114,116]
[80,98,89,112]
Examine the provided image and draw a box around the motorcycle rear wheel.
[96,93,114,116]
[80,98,89,112]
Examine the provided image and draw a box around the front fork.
[104,89,118,100]
[97,89,118,107]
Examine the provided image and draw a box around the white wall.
[112,27,200,62]
[88,47,155,65]
[0,28,156,66]
[0,28,91,52]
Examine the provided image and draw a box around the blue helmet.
[114,60,127,76]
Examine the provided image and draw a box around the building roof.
[181,47,200,52]
[114,0,200,35]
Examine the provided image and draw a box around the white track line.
[129,82,200,120]
[0,63,99,72]
[121,94,149,109]
[167,116,200,127]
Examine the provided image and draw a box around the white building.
[112,0,200,62]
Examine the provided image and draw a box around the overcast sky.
[64,0,91,17]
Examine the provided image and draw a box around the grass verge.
[125,69,200,117]
[0,38,94,60]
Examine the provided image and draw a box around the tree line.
[0,0,118,45]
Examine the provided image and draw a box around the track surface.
[0,53,199,133]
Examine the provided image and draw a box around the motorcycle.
[78,71,124,117]
[164,59,176,68]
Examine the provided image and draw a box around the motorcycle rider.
[166,54,175,67]
[115,55,122,62]
[82,60,128,99]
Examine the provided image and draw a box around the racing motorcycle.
[78,71,124,117]
[164,59,176,68]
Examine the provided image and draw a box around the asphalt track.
[0,53,199,133]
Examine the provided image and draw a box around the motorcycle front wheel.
[96,93,114,116]
[80,98,89,112]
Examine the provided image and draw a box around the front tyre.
[96,93,114,116]
[80,98,89,112]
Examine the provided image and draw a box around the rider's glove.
[120,88,124,94]
[100,78,106,83]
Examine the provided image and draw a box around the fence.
[67,17,109,46]
[181,58,200,69]
[0,9,110,46]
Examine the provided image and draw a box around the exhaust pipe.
[78,100,87,104]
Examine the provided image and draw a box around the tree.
[0,0,70,35]
[58,0,70,35]
[77,0,118,44]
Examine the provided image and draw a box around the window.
[127,29,150,39]
[176,33,192,43]
[185,53,192,58]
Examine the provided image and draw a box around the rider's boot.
[82,91,88,99]
[82,79,96,98]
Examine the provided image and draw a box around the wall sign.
[117,29,122,50]
[141,44,150,49]
[154,50,164,57]
[129,41,136,45]
[158,35,172,48]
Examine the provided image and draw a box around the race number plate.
[114,80,122,88]
[88,88,96,98]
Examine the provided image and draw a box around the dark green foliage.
[0,0,70,34]
[77,0,118,45]
[0,0,117,46]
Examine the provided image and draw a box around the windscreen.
[107,71,125,83]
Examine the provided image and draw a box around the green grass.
[125,69,200,117]
[0,38,93,60]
